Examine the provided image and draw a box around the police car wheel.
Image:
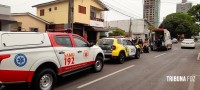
[135,50,140,59]
[118,52,125,64]
[32,68,57,90]
[92,56,104,72]
[164,47,168,51]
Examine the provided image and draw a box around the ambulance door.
[53,35,78,73]
[72,36,93,65]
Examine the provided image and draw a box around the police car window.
[98,39,113,45]
[74,37,88,47]
[127,40,133,45]
[122,40,127,45]
[54,36,72,47]
[117,39,122,44]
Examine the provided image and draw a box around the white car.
[181,39,195,49]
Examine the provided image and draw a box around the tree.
[109,28,126,36]
[188,4,200,23]
[159,13,196,38]
[148,26,155,30]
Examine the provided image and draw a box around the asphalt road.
[1,43,200,90]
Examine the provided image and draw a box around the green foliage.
[159,13,198,38]
[148,26,155,30]
[188,4,200,22]
[109,28,126,36]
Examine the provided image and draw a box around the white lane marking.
[188,74,196,90]
[77,65,135,89]
[154,53,167,58]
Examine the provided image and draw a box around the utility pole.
[68,0,74,33]
[129,18,132,38]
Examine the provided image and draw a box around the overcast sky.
[0,0,199,23]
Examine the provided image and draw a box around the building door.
[0,21,1,31]
[73,29,83,36]
[87,31,97,43]
[73,24,83,36]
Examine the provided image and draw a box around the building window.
[0,21,1,31]
[40,9,45,16]
[79,5,86,14]
[49,8,52,12]
[30,28,39,32]
[90,12,96,18]
[54,7,57,10]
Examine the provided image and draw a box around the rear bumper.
[0,70,34,83]
[104,53,112,55]
[181,44,195,47]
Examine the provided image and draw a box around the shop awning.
[0,15,16,22]
[86,26,110,32]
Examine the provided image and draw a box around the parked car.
[181,39,196,49]
[97,37,140,64]
[172,38,178,43]
[0,32,104,90]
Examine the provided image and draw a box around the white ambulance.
[0,32,104,90]
[150,28,172,51]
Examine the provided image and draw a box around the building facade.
[143,0,160,27]
[105,19,152,40]
[11,13,50,32]
[0,4,16,31]
[176,0,192,13]
[33,0,109,43]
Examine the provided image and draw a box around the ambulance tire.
[92,56,104,72]
[32,68,57,90]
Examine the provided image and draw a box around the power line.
[111,0,143,17]
[101,0,142,19]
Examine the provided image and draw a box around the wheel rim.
[120,53,125,62]
[95,60,102,71]
[40,74,53,90]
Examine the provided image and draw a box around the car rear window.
[97,39,114,45]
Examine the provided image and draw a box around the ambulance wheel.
[32,68,57,90]
[92,56,104,72]
[118,52,125,64]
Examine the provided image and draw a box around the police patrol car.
[97,37,140,64]
[0,32,104,90]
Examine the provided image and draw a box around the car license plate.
[186,43,189,44]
